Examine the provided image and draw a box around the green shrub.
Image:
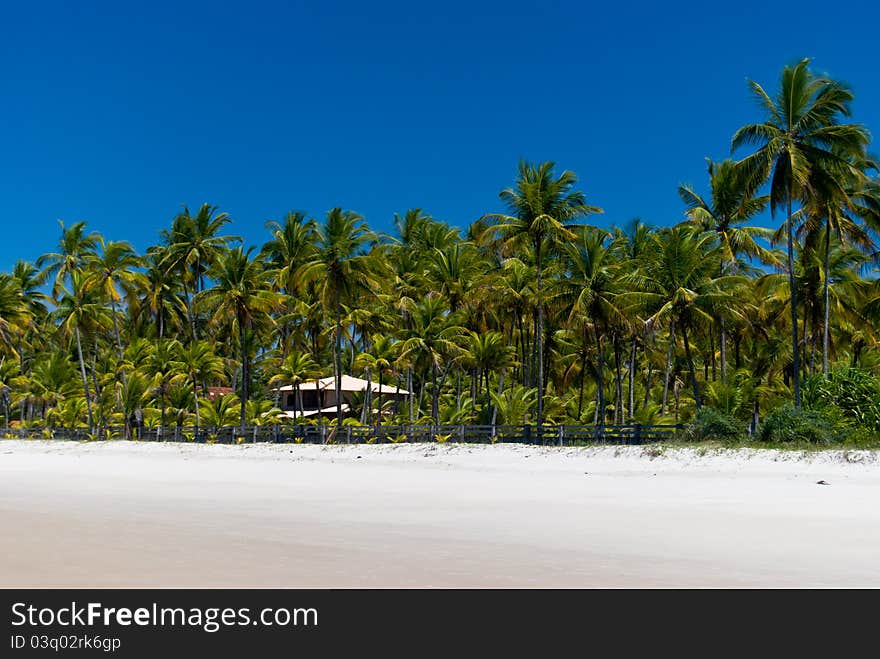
[803,368,880,431]
[759,405,840,444]
[683,407,743,443]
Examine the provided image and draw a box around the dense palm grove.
[3,59,880,443]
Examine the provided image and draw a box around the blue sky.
[2,0,879,271]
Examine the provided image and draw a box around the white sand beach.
[1,440,879,588]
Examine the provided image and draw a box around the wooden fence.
[2,423,683,446]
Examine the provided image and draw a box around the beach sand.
[1,440,878,588]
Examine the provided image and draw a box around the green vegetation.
[1,59,880,447]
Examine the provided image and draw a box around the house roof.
[274,375,410,395]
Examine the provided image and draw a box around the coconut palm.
[51,273,112,433]
[84,239,144,361]
[554,226,626,425]
[36,220,100,300]
[177,340,226,434]
[732,58,871,405]
[624,226,740,410]
[484,160,603,424]
[678,158,775,382]
[196,247,280,429]
[268,351,322,421]
[161,203,239,340]
[298,208,377,427]
[398,296,465,424]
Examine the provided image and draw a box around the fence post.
[635,423,642,444]
[558,425,564,447]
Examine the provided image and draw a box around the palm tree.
[0,274,29,352]
[484,160,603,424]
[268,351,322,421]
[624,226,739,411]
[462,330,516,421]
[51,273,111,433]
[136,248,186,339]
[196,247,279,429]
[732,58,870,405]
[178,340,226,434]
[678,158,775,382]
[260,211,318,295]
[144,339,184,434]
[36,220,101,301]
[298,208,377,427]
[398,296,464,424]
[161,204,239,340]
[84,239,144,362]
[554,226,626,425]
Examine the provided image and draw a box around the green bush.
[802,368,880,431]
[683,407,743,443]
[759,405,840,444]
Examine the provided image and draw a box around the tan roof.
[274,375,409,395]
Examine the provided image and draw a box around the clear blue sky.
[2,0,879,271]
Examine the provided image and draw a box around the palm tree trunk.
[182,279,197,343]
[431,361,439,424]
[110,298,125,365]
[535,238,544,425]
[720,317,727,383]
[192,379,201,439]
[594,325,605,427]
[407,368,414,423]
[822,219,831,375]
[75,328,94,433]
[577,349,587,421]
[334,298,343,428]
[661,321,675,415]
[628,338,636,421]
[681,323,702,409]
[362,367,372,424]
[613,335,623,424]
[377,373,383,429]
[239,318,248,430]
[787,192,801,406]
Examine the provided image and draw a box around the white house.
[273,375,410,419]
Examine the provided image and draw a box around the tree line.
[2,58,880,442]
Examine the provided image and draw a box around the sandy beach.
[1,439,879,588]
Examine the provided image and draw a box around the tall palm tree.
[268,351,322,421]
[178,340,226,434]
[84,239,144,362]
[554,226,626,425]
[462,330,516,421]
[298,208,377,427]
[398,296,464,424]
[161,204,239,341]
[0,274,29,352]
[624,226,739,410]
[484,160,603,424]
[51,273,111,433]
[36,220,100,300]
[136,248,186,340]
[732,58,870,405]
[678,158,775,381]
[260,211,318,295]
[793,158,879,373]
[196,247,279,429]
